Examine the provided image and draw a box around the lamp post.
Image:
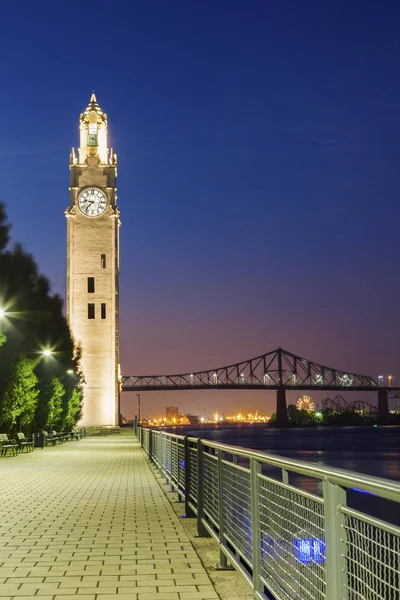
[136,394,140,425]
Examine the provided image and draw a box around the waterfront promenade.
[0,434,219,600]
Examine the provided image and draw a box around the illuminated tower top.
[72,92,116,166]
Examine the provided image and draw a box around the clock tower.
[66,93,120,426]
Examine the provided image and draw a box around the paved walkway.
[0,435,218,600]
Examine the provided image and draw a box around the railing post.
[323,479,348,600]
[282,468,289,485]
[195,439,210,537]
[176,439,182,502]
[251,458,263,595]
[148,429,153,462]
[162,435,167,481]
[184,437,195,517]
[216,448,234,570]
[157,433,162,476]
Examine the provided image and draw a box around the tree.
[0,354,39,432]
[48,378,65,429]
[64,388,83,430]
[287,404,315,426]
[0,203,83,432]
[35,377,65,431]
[0,202,10,252]
[0,202,11,350]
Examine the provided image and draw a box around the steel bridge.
[121,347,399,426]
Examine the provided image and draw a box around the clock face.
[78,188,107,217]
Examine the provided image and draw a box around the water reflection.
[168,424,400,524]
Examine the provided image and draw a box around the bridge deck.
[0,433,218,600]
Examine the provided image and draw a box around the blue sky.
[1,1,399,417]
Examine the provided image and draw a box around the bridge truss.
[121,347,381,392]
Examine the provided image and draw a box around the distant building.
[166,406,179,418]
[186,414,200,425]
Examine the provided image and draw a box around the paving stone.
[54,596,96,600]
[0,435,217,598]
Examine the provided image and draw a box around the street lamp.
[388,375,393,387]
[0,308,5,318]
[42,349,52,357]
[378,375,384,386]
[136,393,141,424]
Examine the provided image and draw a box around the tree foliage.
[0,355,39,431]
[35,377,65,431]
[0,203,83,434]
[64,388,83,430]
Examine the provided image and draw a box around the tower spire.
[78,92,108,164]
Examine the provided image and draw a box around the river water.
[165,424,400,524]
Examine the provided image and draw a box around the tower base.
[83,426,121,436]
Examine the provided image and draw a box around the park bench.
[68,429,80,441]
[51,431,69,443]
[43,431,58,446]
[16,432,34,453]
[0,434,19,457]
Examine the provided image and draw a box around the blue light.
[294,538,326,564]
[352,488,377,496]
[180,460,185,469]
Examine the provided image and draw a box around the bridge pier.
[378,389,389,424]
[276,387,288,428]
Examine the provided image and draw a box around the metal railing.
[137,427,400,600]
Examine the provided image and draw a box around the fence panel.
[188,442,198,511]
[259,476,326,600]
[221,460,252,564]
[342,507,400,600]
[203,451,220,527]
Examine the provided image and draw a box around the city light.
[0,308,5,318]
[147,410,272,427]
[226,412,270,424]
[42,349,52,357]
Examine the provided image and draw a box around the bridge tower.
[377,388,389,424]
[66,93,120,426]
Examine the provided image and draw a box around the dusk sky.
[1,1,400,418]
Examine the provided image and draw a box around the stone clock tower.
[66,93,120,426]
